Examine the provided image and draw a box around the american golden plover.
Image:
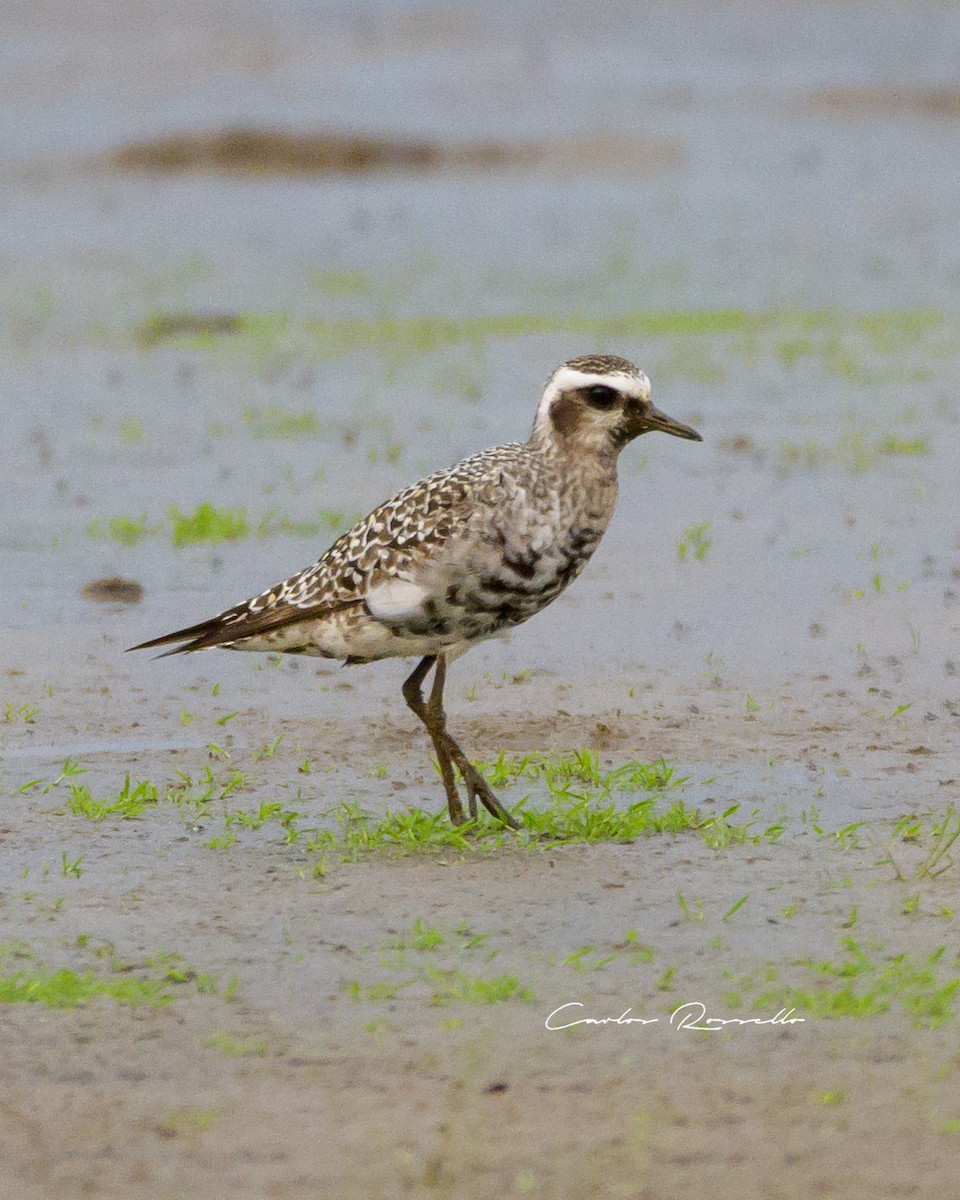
[130,355,702,828]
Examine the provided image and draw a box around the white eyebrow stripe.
[549,368,638,391]
[541,367,650,410]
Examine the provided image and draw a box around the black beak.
[638,404,703,441]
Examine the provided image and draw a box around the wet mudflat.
[1,0,959,1196]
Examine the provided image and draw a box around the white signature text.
[545,1000,805,1031]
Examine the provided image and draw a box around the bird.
[129,355,702,829]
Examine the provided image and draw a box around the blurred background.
[1,0,958,698]
[2,12,959,1192]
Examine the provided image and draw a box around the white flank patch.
[365,577,430,624]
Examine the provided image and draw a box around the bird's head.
[532,355,702,456]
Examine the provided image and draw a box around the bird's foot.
[452,752,520,831]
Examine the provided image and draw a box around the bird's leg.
[402,655,466,826]
[443,738,520,830]
[424,655,476,820]
[427,656,521,832]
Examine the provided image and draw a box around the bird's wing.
[128,447,517,656]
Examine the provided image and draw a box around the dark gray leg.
[402,655,466,825]
[424,656,470,818]
[429,655,520,831]
[402,654,519,830]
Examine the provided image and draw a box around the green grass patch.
[86,513,152,546]
[425,968,533,1005]
[26,759,250,820]
[738,938,960,1027]
[559,939,651,972]
[87,502,354,547]
[879,435,928,456]
[243,405,323,439]
[130,306,957,382]
[307,803,495,858]
[137,311,246,346]
[209,1033,268,1057]
[256,507,353,538]
[476,748,679,794]
[677,520,713,562]
[382,917,447,953]
[159,1107,221,1133]
[0,943,225,1010]
[29,752,786,867]
[3,700,38,724]
[169,501,248,546]
[344,918,531,1008]
[298,752,783,862]
[0,966,172,1008]
[881,807,960,881]
[344,978,417,1002]
[780,425,931,475]
[65,775,160,820]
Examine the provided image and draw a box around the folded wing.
[126,452,497,656]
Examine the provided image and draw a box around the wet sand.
[1,0,960,1196]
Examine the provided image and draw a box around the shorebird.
[130,355,702,828]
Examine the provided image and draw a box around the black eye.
[582,385,619,410]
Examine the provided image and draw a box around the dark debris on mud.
[106,127,682,177]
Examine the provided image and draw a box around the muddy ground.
[2,0,960,1196]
